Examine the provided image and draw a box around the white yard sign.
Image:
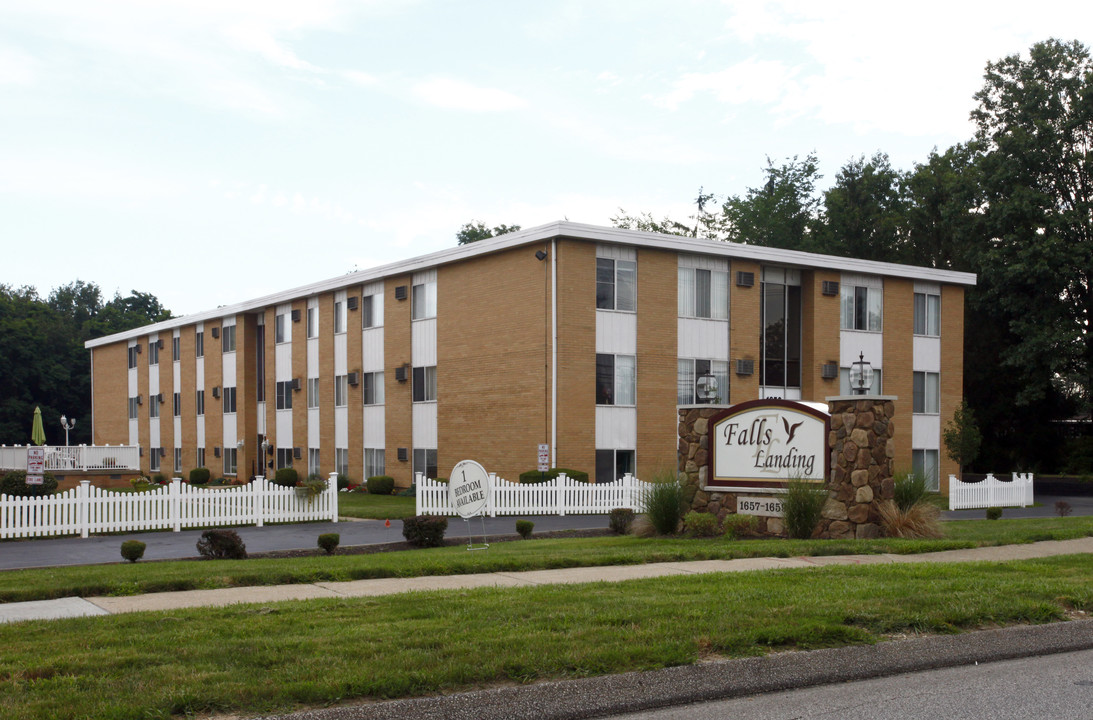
[26,446,45,485]
[448,459,491,519]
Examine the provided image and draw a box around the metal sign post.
[448,459,492,552]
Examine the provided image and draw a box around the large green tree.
[817,152,909,262]
[721,153,823,251]
[456,221,522,245]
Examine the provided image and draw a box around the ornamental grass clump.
[782,478,828,539]
[892,470,928,512]
[880,471,943,539]
[640,472,684,535]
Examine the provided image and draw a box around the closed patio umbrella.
[31,406,46,446]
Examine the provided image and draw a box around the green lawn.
[337,491,417,519]
[2,554,1090,720]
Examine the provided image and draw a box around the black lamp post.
[849,351,874,395]
[696,370,718,404]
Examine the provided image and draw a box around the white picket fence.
[0,473,338,539]
[416,472,653,516]
[0,444,141,472]
[948,472,1034,510]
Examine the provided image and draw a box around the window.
[275,313,286,343]
[334,301,346,334]
[412,281,437,320]
[678,268,729,319]
[275,380,293,410]
[412,366,437,402]
[335,448,349,478]
[596,257,636,311]
[276,447,293,469]
[362,371,385,405]
[195,331,204,358]
[914,292,941,336]
[596,354,636,405]
[196,390,205,416]
[148,340,159,365]
[365,448,385,479]
[596,449,635,484]
[677,359,729,404]
[912,449,940,492]
[362,294,383,328]
[224,447,237,476]
[128,346,139,368]
[307,378,320,409]
[223,386,237,414]
[307,307,317,338]
[841,284,882,331]
[172,336,180,362]
[334,375,348,407]
[150,448,160,472]
[913,372,940,414]
[197,447,205,470]
[222,325,236,352]
[128,397,139,419]
[308,448,320,477]
[839,368,884,395]
[173,392,181,417]
[413,448,437,481]
[760,272,802,389]
[150,396,160,419]
[174,447,182,473]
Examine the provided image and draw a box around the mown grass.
[337,491,417,520]
[2,516,1092,604]
[1,555,1091,720]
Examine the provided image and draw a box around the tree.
[817,152,909,262]
[721,153,823,251]
[456,221,522,245]
[943,400,982,472]
[903,144,985,272]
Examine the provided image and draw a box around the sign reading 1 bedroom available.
[448,459,491,518]
[708,399,829,489]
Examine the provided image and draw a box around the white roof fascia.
[85,220,976,348]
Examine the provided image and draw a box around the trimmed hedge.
[608,508,635,535]
[272,467,299,487]
[120,540,146,563]
[518,467,589,484]
[196,529,247,559]
[516,519,534,539]
[1,471,57,497]
[402,515,448,547]
[318,533,340,555]
[188,467,211,485]
[366,476,396,495]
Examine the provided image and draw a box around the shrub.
[402,515,448,548]
[336,473,351,490]
[892,470,928,512]
[120,540,146,563]
[878,500,943,538]
[272,467,299,487]
[397,483,417,497]
[641,473,684,535]
[518,468,590,484]
[196,529,248,559]
[608,508,635,535]
[130,476,153,491]
[782,479,828,539]
[1056,500,1073,517]
[189,467,211,485]
[367,476,396,495]
[152,473,167,485]
[0,471,58,497]
[317,533,340,555]
[683,511,720,538]
[986,506,1003,520]
[297,475,328,503]
[722,513,758,539]
[515,519,534,539]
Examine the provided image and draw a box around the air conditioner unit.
[347,296,359,311]
[736,271,755,288]
[394,285,408,301]
[397,448,408,461]
[211,327,220,339]
[156,339,164,349]
[135,344,142,354]
[212,386,221,399]
[821,280,840,296]
[214,446,221,458]
[159,447,166,457]
[291,309,301,322]
[293,447,302,460]
[348,371,360,387]
[156,393,164,404]
[735,358,754,375]
[395,365,408,382]
[821,363,839,379]
[291,377,301,391]
[137,394,143,405]
[139,446,143,457]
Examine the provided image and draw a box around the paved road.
[0,514,610,570]
[942,493,1093,521]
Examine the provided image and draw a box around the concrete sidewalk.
[4,536,1093,624]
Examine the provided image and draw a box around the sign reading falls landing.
[709,399,830,489]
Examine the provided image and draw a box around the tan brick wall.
[883,278,914,473]
[204,323,223,476]
[346,285,364,483]
[729,260,761,402]
[318,294,336,476]
[554,240,596,480]
[91,343,129,446]
[179,328,196,473]
[384,277,413,486]
[435,244,552,483]
[802,270,842,401]
[238,314,258,478]
[157,337,174,475]
[136,337,149,474]
[636,248,678,478]
[292,300,309,473]
[939,285,966,490]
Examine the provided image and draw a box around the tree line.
[0,281,172,446]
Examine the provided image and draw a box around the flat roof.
[85,221,977,348]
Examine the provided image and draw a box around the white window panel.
[362,327,385,371]
[411,318,437,366]
[413,402,438,448]
[362,405,385,447]
[677,318,729,360]
[912,414,941,449]
[840,331,883,370]
[913,336,942,373]
[595,311,637,354]
[595,406,637,449]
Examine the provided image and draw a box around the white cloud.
[411,77,527,112]
[0,45,37,85]
[653,57,798,111]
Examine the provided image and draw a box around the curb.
[266,620,1093,720]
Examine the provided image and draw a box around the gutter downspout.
[551,238,557,468]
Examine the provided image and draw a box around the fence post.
[327,471,339,522]
[170,478,182,532]
[415,472,423,515]
[255,475,266,527]
[487,473,497,518]
[78,479,90,539]
[556,474,566,516]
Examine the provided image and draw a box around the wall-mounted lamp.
[535,250,548,261]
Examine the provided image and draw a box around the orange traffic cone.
[385,518,390,528]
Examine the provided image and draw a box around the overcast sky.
[1,1,1088,317]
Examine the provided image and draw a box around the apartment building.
[86,221,975,492]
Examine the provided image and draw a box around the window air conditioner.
[347,296,359,311]
[212,386,221,399]
[291,309,301,322]
[348,372,359,387]
[211,327,220,339]
[735,271,755,287]
[394,286,408,301]
[735,359,755,375]
[821,281,840,296]
[822,363,839,379]
[397,448,408,461]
